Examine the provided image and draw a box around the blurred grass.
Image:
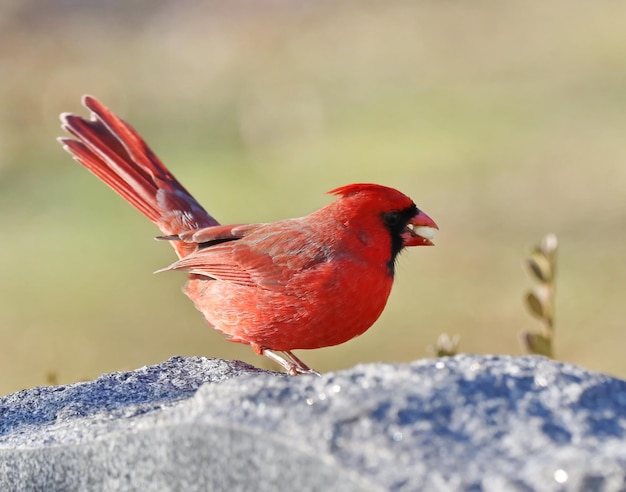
[1,0,626,394]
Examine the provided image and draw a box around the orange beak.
[402,209,438,247]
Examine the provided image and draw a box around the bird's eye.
[383,211,402,227]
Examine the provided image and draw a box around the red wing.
[164,223,262,244]
[157,248,258,287]
[158,221,332,290]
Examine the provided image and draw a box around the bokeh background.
[1,1,626,395]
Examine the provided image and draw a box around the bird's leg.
[262,349,321,376]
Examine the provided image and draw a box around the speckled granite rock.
[1,355,626,491]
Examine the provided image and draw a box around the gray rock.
[1,355,626,491]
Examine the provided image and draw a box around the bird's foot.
[262,349,321,376]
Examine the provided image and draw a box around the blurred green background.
[1,1,626,395]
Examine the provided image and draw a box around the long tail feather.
[59,96,219,258]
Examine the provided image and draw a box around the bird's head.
[329,183,438,273]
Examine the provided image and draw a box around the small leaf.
[525,292,543,320]
[523,331,553,357]
[429,333,460,357]
[527,253,553,282]
[526,285,553,323]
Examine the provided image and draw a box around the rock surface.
[1,355,626,491]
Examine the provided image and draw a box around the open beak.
[402,209,438,247]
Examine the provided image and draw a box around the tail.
[58,95,219,258]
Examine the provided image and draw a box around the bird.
[58,96,438,375]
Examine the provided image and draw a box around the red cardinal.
[58,96,438,375]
